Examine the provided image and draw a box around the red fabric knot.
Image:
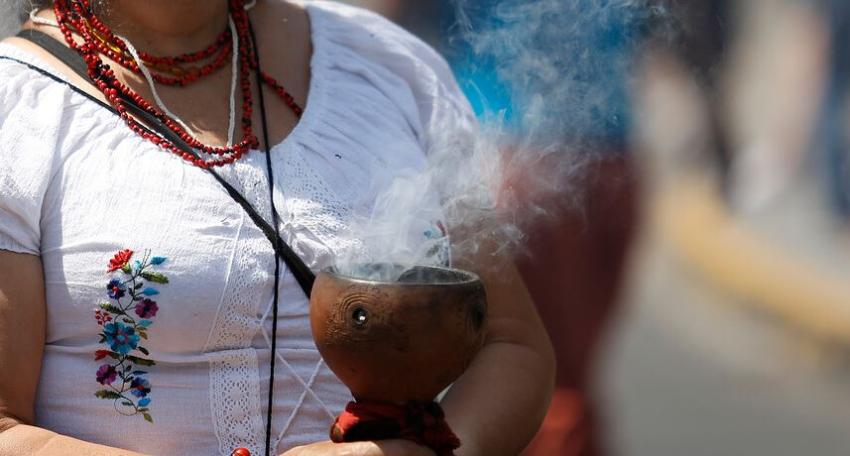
[330,401,461,456]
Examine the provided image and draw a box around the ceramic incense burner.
[310,264,488,404]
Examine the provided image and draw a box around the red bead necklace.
[54,0,303,168]
[83,10,234,86]
[89,25,234,86]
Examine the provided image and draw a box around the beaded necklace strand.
[31,7,241,146]
[52,0,303,168]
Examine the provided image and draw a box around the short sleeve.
[307,1,479,157]
[0,51,64,255]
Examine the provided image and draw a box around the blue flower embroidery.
[94,249,168,423]
[103,322,140,355]
[106,279,126,299]
[130,377,151,398]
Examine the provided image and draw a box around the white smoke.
[333,0,665,281]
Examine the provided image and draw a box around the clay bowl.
[310,264,487,403]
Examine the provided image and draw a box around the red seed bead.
[231,448,251,456]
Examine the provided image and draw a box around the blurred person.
[645,0,824,211]
[722,0,826,215]
[651,0,734,188]
[614,1,850,454]
[0,1,555,455]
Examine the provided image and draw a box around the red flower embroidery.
[94,349,110,361]
[94,309,112,326]
[107,249,134,272]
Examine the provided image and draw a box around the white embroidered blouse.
[0,2,475,454]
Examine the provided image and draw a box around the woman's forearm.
[441,335,555,456]
[0,420,143,456]
[440,261,556,456]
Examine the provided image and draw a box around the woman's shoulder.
[0,41,92,131]
[303,2,423,43]
[0,43,72,254]
[304,1,460,91]
[0,41,54,109]
[305,1,435,51]
[0,41,105,202]
[302,1,475,147]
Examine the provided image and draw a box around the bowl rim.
[321,264,482,286]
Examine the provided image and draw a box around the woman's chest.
[34,88,434,356]
[38,144,285,355]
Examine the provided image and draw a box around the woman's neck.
[100,0,230,56]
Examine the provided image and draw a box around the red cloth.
[330,401,461,456]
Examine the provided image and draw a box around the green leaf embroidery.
[140,272,169,284]
[99,303,123,314]
[125,355,156,367]
[95,390,122,400]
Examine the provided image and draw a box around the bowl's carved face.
[323,286,410,351]
[310,266,488,403]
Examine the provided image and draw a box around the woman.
[0,1,554,455]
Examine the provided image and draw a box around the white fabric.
[0,1,475,455]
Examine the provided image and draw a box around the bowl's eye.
[352,307,369,327]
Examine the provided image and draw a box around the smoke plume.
[333,0,663,281]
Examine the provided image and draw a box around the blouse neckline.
[0,2,329,157]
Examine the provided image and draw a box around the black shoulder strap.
[17,29,89,76]
[15,28,316,297]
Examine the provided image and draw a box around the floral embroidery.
[93,249,168,423]
[107,249,134,272]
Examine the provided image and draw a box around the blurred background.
[347,1,850,455]
[3,0,849,454]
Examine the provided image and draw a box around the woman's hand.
[281,440,435,456]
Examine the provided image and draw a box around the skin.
[0,1,555,455]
